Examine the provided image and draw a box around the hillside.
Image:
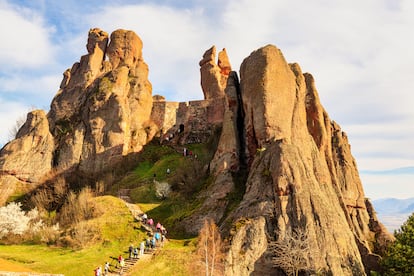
[0,28,394,275]
[0,194,196,275]
[372,198,414,232]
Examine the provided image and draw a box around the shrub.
[58,187,102,227]
[69,221,100,249]
[38,223,61,245]
[154,180,171,199]
[30,174,68,212]
[269,227,320,276]
[382,213,414,275]
[0,202,51,244]
[0,202,31,239]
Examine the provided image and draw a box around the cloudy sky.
[0,0,413,199]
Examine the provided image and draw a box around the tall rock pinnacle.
[199,46,232,99]
[0,28,156,203]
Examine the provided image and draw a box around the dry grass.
[0,258,34,272]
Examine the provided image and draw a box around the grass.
[113,144,181,192]
[0,257,34,272]
[119,141,218,239]
[128,239,196,276]
[0,244,109,275]
[138,203,161,213]
[0,195,199,276]
[0,139,219,275]
[0,196,147,276]
[130,183,160,203]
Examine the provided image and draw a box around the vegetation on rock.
[382,213,414,275]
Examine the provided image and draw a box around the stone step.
[106,257,140,275]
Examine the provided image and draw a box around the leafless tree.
[8,114,26,140]
[193,218,225,276]
[269,227,318,276]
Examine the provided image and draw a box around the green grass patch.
[130,183,161,203]
[0,196,150,276]
[113,141,218,238]
[113,144,182,191]
[146,196,201,239]
[128,239,196,276]
[138,203,161,213]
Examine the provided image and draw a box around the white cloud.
[0,0,413,199]
[0,99,30,145]
[362,173,414,200]
[344,121,414,169]
[0,1,56,68]
[0,73,60,98]
[86,4,210,101]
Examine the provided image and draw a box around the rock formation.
[0,28,156,201]
[0,110,54,203]
[0,28,392,275]
[199,46,232,99]
[49,28,154,175]
[218,45,392,275]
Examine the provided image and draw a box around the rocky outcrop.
[199,46,232,100]
[49,28,110,124]
[0,110,54,203]
[0,28,156,199]
[182,71,242,233]
[49,29,154,174]
[221,45,392,275]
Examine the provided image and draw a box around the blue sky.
[0,0,413,199]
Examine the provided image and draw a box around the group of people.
[93,262,109,276]
[142,214,167,235]
[142,213,168,249]
[128,241,146,259]
[94,213,168,275]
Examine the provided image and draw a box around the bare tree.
[8,114,26,140]
[193,218,225,276]
[269,228,318,276]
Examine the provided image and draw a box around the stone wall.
[151,97,225,144]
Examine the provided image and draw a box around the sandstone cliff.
[49,28,154,174]
[217,45,392,275]
[0,28,157,201]
[0,29,392,275]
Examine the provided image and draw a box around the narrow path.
[104,195,165,276]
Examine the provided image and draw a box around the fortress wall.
[151,97,225,143]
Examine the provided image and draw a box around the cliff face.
[0,110,54,203]
[218,45,392,275]
[49,28,154,174]
[0,29,392,275]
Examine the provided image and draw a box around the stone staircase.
[106,257,139,276]
[101,198,164,275]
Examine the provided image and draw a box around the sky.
[0,0,413,199]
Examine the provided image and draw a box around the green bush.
[381,213,414,275]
